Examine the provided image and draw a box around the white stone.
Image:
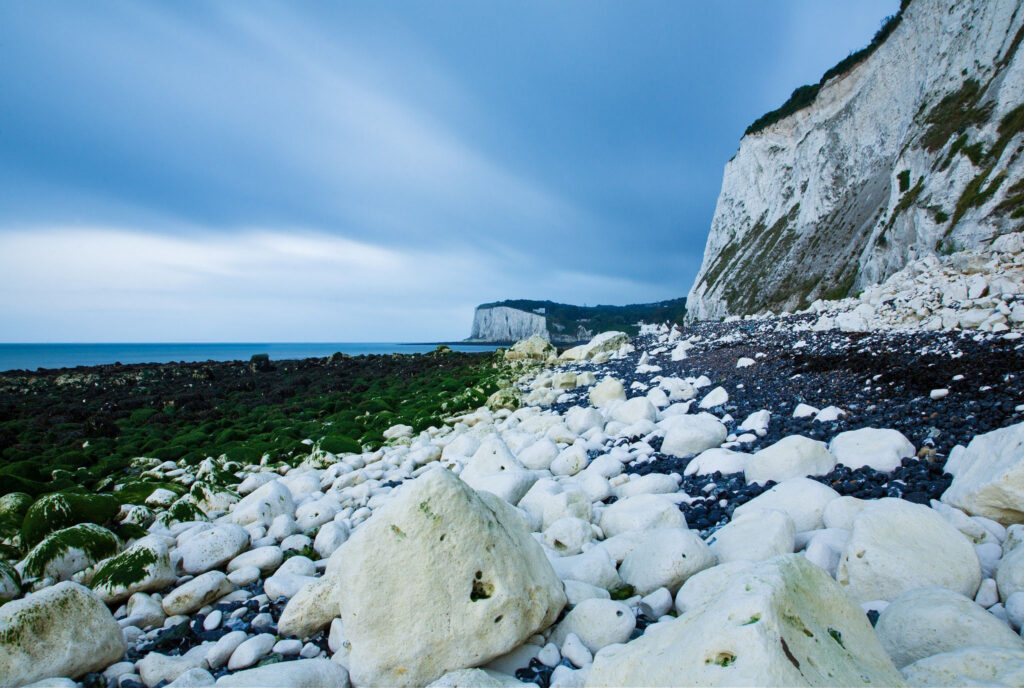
[899,646,1024,687]
[683,447,748,476]
[598,494,686,539]
[550,444,588,477]
[738,410,770,435]
[745,435,835,485]
[205,630,247,670]
[707,510,795,563]
[543,518,592,557]
[802,528,849,578]
[941,420,1024,525]
[828,428,915,472]
[975,578,1000,608]
[589,379,625,407]
[548,547,621,591]
[792,403,819,419]
[162,572,234,616]
[560,633,592,669]
[997,545,1024,602]
[227,546,283,575]
[588,555,902,686]
[0,581,126,687]
[227,633,276,671]
[822,496,868,530]
[91,536,177,604]
[126,592,166,630]
[673,560,757,614]
[875,586,1024,668]
[837,498,981,603]
[733,478,840,532]
[812,406,845,423]
[313,521,350,559]
[178,524,250,575]
[517,439,559,471]
[611,398,657,425]
[335,468,566,687]
[295,497,340,532]
[563,580,611,606]
[1006,590,1024,628]
[550,599,634,653]
[698,386,729,409]
[231,481,295,528]
[618,527,714,595]
[659,413,727,458]
[612,473,678,499]
[138,652,203,687]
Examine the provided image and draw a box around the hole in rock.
[470,578,493,601]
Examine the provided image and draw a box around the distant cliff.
[688,0,1024,320]
[467,298,687,344]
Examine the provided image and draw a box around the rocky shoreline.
[2,236,1024,687]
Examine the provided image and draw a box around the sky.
[0,0,899,342]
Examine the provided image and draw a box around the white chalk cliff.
[687,0,1024,321]
[469,306,549,342]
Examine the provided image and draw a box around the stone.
[178,524,250,575]
[126,592,166,630]
[594,555,902,686]
[487,388,523,412]
[997,544,1024,602]
[0,560,20,602]
[684,448,748,476]
[505,335,556,363]
[612,473,679,499]
[941,420,1024,525]
[216,658,350,688]
[548,547,622,591]
[802,529,849,578]
[707,509,795,563]
[560,633,592,668]
[543,518,592,556]
[335,467,566,687]
[899,646,1024,687]
[560,332,629,362]
[426,669,528,687]
[18,523,120,582]
[549,599,635,653]
[618,528,715,595]
[589,379,625,407]
[828,428,915,472]
[20,492,120,547]
[138,652,202,688]
[610,398,657,425]
[598,494,686,539]
[227,633,276,671]
[227,546,283,575]
[563,580,611,606]
[277,575,341,639]
[698,386,729,409]
[1007,590,1024,628]
[0,581,126,687]
[674,560,758,614]
[167,668,215,688]
[745,435,835,485]
[837,498,981,603]
[660,413,727,458]
[822,496,868,530]
[230,480,295,528]
[162,571,234,616]
[206,631,247,670]
[314,521,350,558]
[733,478,840,532]
[517,439,560,471]
[295,497,340,532]
[874,586,1024,668]
[89,536,178,604]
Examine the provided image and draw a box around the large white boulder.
[561,332,629,362]
[875,586,1024,668]
[828,428,915,472]
[707,509,795,563]
[745,435,835,485]
[733,478,840,532]
[611,397,657,425]
[0,581,126,687]
[589,378,626,407]
[460,437,538,505]
[178,524,250,575]
[230,480,295,528]
[588,555,902,686]
[659,413,727,458]
[941,420,1024,525]
[899,646,1024,687]
[277,574,341,639]
[549,599,635,653]
[674,560,758,614]
[836,498,981,603]
[335,467,566,687]
[618,528,715,595]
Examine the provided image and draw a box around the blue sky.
[0,0,898,342]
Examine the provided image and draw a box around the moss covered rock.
[486,387,522,411]
[20,492,120,547]
[0,493,32,538]
[0,581,126,686]
[19,523,120,583]
[155,497,209,528]
[0,560,20,602]
[89,536,176,604]
[320,434,362,455]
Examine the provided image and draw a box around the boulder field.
[2,238,1024,686]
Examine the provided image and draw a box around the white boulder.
[707,510,795,563]
[745,435,835,485]
[178,524,250,575]
[733,478,840,532]
[618,528,715,595]
[660,413,727,458]
[941,420,1024,525]
[828,428,915,472]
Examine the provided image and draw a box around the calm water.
[0,342,501,372]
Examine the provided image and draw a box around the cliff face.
[469,306,548,343]
[687,0,1024,321]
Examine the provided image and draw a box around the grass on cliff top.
[0,349,509,501]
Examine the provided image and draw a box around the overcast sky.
[0,0,898,342]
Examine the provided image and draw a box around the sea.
[0,342,502,373]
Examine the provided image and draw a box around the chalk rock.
[550,599,635,653]
[138,652,203,687]
[733,478,840,532]
[162,571,234,616]
[618,528,715,595]
[941,420,1024,525]
[674,560,758,614]
[589,379,625,407]
[875,586,1024,668]
[0,581,126,687]
[547,547,622,591]
[178,524,250,575]
[561,332,629,362]
[230,480,295,528]
[227,633,276,671]
[745,435,835,485]
[610,398,657,425]
[828,428,915,472]
[684,448,748,476]
[588,555,901,686]
[426,668,528,687]
[899,646,1024,687]
[837,498,981,603]
[216,658,349,688]
[707,509,795,563]
[336,467,566,687]
[598,494,686,539]
[18,523,119,583]
[698,386,729,409]
[660,413,727,458]
[996,544,1024,602]
[517,438,560,471]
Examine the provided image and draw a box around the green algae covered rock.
[486,387,522,411]
[0,581,125,687]
[0,560,20,602]
[19,523,120,582]
[155,497,208,528]
[0,493,32,538]
[20,492,120,547]
[89,535,176,604]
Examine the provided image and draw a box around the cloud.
[0,227,674,342]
